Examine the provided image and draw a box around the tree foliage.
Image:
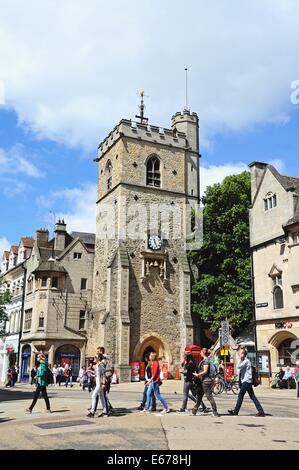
[190,171,252,333]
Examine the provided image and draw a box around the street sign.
[220,321,230,346]
[220,349,229,356]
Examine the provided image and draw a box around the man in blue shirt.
[228,348,265,417]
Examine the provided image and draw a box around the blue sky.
[1,0,299,252]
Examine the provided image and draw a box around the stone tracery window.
[264,192,277,211]
[146,156,161,187]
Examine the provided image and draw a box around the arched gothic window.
[106,160,112,191]
[278,339,294,366]
[273,286,284,309]
[146,156,161,187]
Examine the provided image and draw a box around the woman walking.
[192,348,220,417]
[26,353,51,413]
[87,355,109,418]
[52,364,59,387]
[138,356,156,411]
[142,352,169,414]
[180,352,203,413]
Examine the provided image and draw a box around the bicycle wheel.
[231,382,239,395]
[213,382,223,395]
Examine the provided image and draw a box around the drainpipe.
[250,248,258,368]
[17,264,26,368]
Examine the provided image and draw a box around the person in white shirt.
[52,364,59,387]
[228,348,265,417]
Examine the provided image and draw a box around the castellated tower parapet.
[171,110,199,154]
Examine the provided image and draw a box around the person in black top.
[30,366,37,385]
[179,352,208,413]
[180,352,197,412]
[193,348,220,417]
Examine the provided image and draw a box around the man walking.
[26,353,51,413]
[228,348,265,417]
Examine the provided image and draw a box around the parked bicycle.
[212,374,239,395]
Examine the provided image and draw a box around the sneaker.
[201,408,209,414]
[86,412,95,418]
[137,404,144,411]
[44,410,52,414]
[151,408,157,412]
[212,411,220,417]
[192,408,198,416]
[25,408,32,414]
[178,408,186,413]
[256,413,265,417]
[140,409,150,414]
[161,408,170,414]
[228,409,237,416]
[98,413,109,418]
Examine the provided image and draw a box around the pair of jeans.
[29,385,51,411]
[297,382,299,398]
[91,382,109,415]
[142,384,156,409]
[234,381,264,415]
[146,381,168,411]
[194,380,217,414]
[181,382,193,410]
[65,376,73,387]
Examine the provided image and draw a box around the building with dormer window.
[249,161,299,379]
[19,221,95,382]
[0,237,34,383]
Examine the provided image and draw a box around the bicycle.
[212,374,239,395]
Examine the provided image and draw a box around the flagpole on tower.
[184,67,189,112]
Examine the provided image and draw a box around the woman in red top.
[142,352,169,414]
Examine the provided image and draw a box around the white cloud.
[37,183,97,233]
[201,162,248,195]
[268,159,285,173]
[0,237,11,256]
[201,158,285,195]
[0,144,44,178]
[0,1,299,149]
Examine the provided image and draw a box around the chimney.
[54,219,67,251]
[36,229,49,247]
[248,161,268,204]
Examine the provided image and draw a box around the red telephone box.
[161,361,169,380]
[185,345,202,367]
[224,362,234,381]
[139,362,145,380]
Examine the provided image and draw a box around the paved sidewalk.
[0,381,298,450]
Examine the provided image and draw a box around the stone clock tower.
[88,98,200,382]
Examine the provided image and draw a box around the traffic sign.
[220,321,230,347]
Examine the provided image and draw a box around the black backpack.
[46,368,54,385]
[252,365,260,387]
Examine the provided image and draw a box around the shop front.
[55,344,81,379]
[256,319,299,382]
[0,336,19,384]
[20,344,31,383]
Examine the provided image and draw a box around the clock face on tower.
[148,235,162,251]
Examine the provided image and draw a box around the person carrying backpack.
[26,353,51,413]
[228,348,265,417]
[192,348,220,417]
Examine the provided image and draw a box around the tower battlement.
[98,118,191,160]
